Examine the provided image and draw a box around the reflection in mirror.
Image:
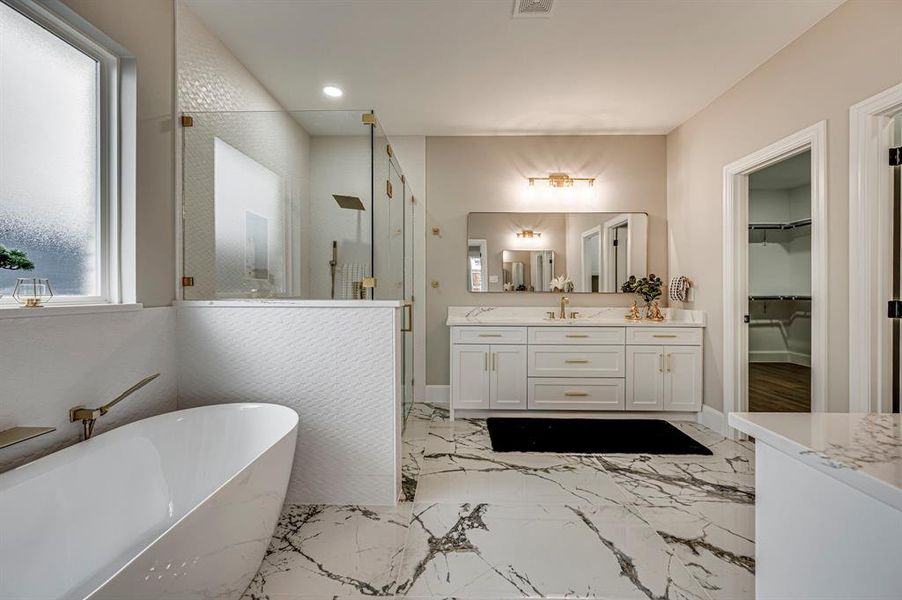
[467,212,648,293]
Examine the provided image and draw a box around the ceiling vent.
[512,0,555,19]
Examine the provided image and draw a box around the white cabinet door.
[491,345,528,409]
[663,345,702,411]
[625,345,664,410]
[452,344,490,409]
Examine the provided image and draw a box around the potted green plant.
[621,274,665,321]
[0,245,35,272]
[0,245,35,300]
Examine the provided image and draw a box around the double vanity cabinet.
[448,306,705,416]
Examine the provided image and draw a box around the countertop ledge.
[730,412,902,511]
[175,299,405,309]
[446,306,706,327]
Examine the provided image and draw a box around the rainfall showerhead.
[333,194,365,211]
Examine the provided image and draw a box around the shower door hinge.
[362,113,377,126]
[890,147,902,167]
[180,115,193,128]
[386,180,393,198]
[362,277,377,289]
[743,314,750,324]
[386,144,393,157]
[181,276,195,287]
[888,300,902,319]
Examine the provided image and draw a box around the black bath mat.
[486,418,713,455]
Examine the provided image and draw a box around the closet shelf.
[748,218,811,231]
[749,295,811,301]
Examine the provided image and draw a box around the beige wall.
[666,0,902,412]
[426,135,667,384]
[63,0,176,307]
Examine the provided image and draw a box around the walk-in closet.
[747,150,812,411]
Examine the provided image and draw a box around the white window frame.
[1,0,136,308]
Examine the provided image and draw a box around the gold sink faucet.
[559,296,570,319]
[69,373,160,440]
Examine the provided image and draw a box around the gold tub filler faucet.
[69,373,160,440]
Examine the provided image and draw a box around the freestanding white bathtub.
[0,403,298,600]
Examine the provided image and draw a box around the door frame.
[722,121,828,436]
[580,225,602,292]
[848,82,902,413]
[467,238,488,292]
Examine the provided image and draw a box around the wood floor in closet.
[748,363,811,412]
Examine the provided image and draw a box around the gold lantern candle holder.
[13,277,53,307]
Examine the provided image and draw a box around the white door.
[626,345,664,410]
[663,345,702,411]
[491,345,528,409]
[452,344,490,409]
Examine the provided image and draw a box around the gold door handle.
[653,334,677,338]
[564,359,589,364]
[565,391,589,397]
[565,334,589,338]
[401,303,412,332]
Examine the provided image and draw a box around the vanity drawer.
[626,327,702,346]
[528,378,625,410]
[528,327,625,345]
[528,345,625,378]
[452,326,527,345]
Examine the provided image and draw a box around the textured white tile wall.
[176,304,402,505]
[0,308,178,472]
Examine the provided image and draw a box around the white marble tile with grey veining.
[632,503,755,600]
[395,502,711,599]
[242,504,411,599]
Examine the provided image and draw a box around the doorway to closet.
[722,122,827,435]
[747,150,812,412]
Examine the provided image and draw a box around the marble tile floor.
[243,404,756,600]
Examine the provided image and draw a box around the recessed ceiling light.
[322,86,343,98]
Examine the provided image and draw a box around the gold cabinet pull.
[658,353,664,372]
[666,353,671,372]
[564,359,589,364]
[565,334,589,338]
[492,352,497,371]
[565,391,589,397]
[484,352,489,371]
[653,334,678,338]
[479,333,503,338]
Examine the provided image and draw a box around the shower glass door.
[403,178,415,420]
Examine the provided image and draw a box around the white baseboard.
[749,351,811,367]
[425,385,450,406]
[697,404,725,436]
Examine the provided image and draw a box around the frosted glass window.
[0,3,100,298]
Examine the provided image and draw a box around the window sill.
[0,303,143,320]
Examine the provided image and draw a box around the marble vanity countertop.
[446,306,706,327]
[730,412,902,510]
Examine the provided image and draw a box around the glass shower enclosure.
[180,110,415,419]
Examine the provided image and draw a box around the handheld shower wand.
[330,241,337,299]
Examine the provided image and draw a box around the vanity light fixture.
[322,85,343,98]
[516,229,541,238]
[528,172,595,188]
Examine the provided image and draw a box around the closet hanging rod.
[748,295,812,301]
[748,218,812,231]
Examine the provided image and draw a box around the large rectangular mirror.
[467,212,648,293]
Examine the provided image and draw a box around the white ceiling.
[185,0,842,136]
[749,150,811,191]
